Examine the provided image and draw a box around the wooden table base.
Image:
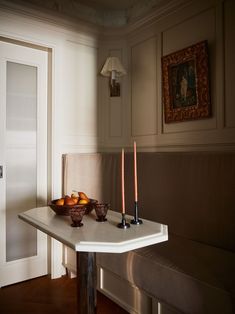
[77,252,97,314]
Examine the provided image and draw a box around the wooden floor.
[0,275,128,314]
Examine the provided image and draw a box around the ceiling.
[75,0,141,11]
[5,0,172,27]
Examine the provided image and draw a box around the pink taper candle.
[121,148,125,214]
[134,141,138,202]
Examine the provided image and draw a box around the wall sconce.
[100,57,127,97]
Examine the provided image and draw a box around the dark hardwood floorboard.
[0,275,128,314]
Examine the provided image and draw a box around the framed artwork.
[162,41,211,123]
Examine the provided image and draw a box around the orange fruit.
[55,198,64,206]
[78,192,89,201]
[71,194,79,204]
[78,199,89,205]
[64,197,76,206]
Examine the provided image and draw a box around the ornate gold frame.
[162,41,211,123]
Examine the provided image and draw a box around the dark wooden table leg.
[77,252,97,314]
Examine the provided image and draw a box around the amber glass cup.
[95,203,110,222]
[70,207,86,227]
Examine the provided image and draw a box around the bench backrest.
[63,152,235,252]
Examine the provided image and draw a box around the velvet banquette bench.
[62,152,235,314]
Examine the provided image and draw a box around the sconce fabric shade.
[100,57,127,78]
[100,57,126,97]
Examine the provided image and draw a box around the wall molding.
[100,143,235,153]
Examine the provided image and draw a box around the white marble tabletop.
[19,207,168,253]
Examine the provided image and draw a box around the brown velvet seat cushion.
[97,234,235,314]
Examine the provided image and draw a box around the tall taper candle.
[134,141,138,202]
[131,141,143,225]
[121,148,125,214]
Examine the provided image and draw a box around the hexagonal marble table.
[19,207,168,314]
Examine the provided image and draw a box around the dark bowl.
[48,198,98,216]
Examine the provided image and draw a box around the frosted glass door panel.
[6,62,37,262]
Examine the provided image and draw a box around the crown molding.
[127,0,194,32]
[0,0,205,44]
[0,0,102,38]
[1,0,194,37]
[101,0,194,38]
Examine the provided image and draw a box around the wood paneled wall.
[99,0,235,151]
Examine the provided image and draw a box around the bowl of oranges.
[49,192,97,216]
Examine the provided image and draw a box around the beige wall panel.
[162,8,217,134]
[98,43,129,148]
[60,41,98,138]
[131,37,157,137]
[162,8,215,56]
[224,0,235,128]
[109,97,122,137]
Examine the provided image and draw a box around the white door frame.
[0,13,65,278]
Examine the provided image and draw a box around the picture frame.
[162,40,211,123]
